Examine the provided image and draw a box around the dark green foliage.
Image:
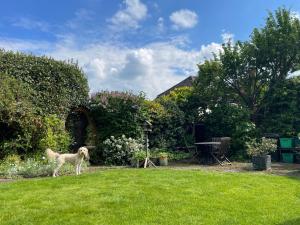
[0,50,89,117]
[203,104,257,158]
[193,8,300,158]
[149,87,195,149]
[0,50,88,158]
[195,8,300,124]
[0,73,42,158]
[258,77,300,136]
[38,115,72,153]
[89,91,146,164]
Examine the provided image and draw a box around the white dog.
[46,147,89,177]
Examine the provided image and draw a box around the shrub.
[102,135,143,165]
[246,138,277,157]
[89,91,146,164]
[38,115,72,153]
[131,150,146,161]
[0,50,89,117]
[0,73,43,158]
[147,87,196,150]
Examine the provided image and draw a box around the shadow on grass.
[277,218,300,225]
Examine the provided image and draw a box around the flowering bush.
[102,135,144,165]
[246,138,277,157]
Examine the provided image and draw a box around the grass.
[1,169,300,225]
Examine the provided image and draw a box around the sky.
[0,0,300,99]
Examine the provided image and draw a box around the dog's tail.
[45,148,60,160]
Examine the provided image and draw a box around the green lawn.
[1,169,300,225]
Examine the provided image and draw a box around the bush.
[0,73,43,158]
[89,91,146,164]
[38,115,72,153]
[102,135,143,165]
[147,87,196,150]
[131,150,146,161]
[0,50,89,117]
[0,49,89,158]
[246,138,277,157]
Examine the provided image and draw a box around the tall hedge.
[0,50,89,117]
[89,91,146,164]
[0,73,42,158]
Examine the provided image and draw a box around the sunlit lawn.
[1,169,300,225]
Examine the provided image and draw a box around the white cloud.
[0,35,222,99]
[221,31,234,44]
[291,11,300,20]
[170,9,198,29]
[12,17,49,32]
[109,0,147,31]
[84,58,107,80]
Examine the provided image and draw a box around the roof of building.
[156,75,196,98]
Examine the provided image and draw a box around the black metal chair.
[211,137,231,166]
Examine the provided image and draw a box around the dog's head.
[78,147,90,160]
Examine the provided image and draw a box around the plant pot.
[159,157,168,166]
[252,155,271,171]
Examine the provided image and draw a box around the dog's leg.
[76,164,79,175]
[78,162,82,175]
[53,162,63,177]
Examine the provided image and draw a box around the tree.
[195,8,300,124]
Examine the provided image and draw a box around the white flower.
[205,108,212,114]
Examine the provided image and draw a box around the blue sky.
[1,0,300,98]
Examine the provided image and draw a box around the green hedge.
[0,50,89,117]
[89,91,146,164]
[0,50,89,158]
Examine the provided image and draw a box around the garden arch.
[65,106,97,151]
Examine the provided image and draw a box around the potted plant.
[158,152,168,166]
[246,138,277,170]
[131,151,146,168]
